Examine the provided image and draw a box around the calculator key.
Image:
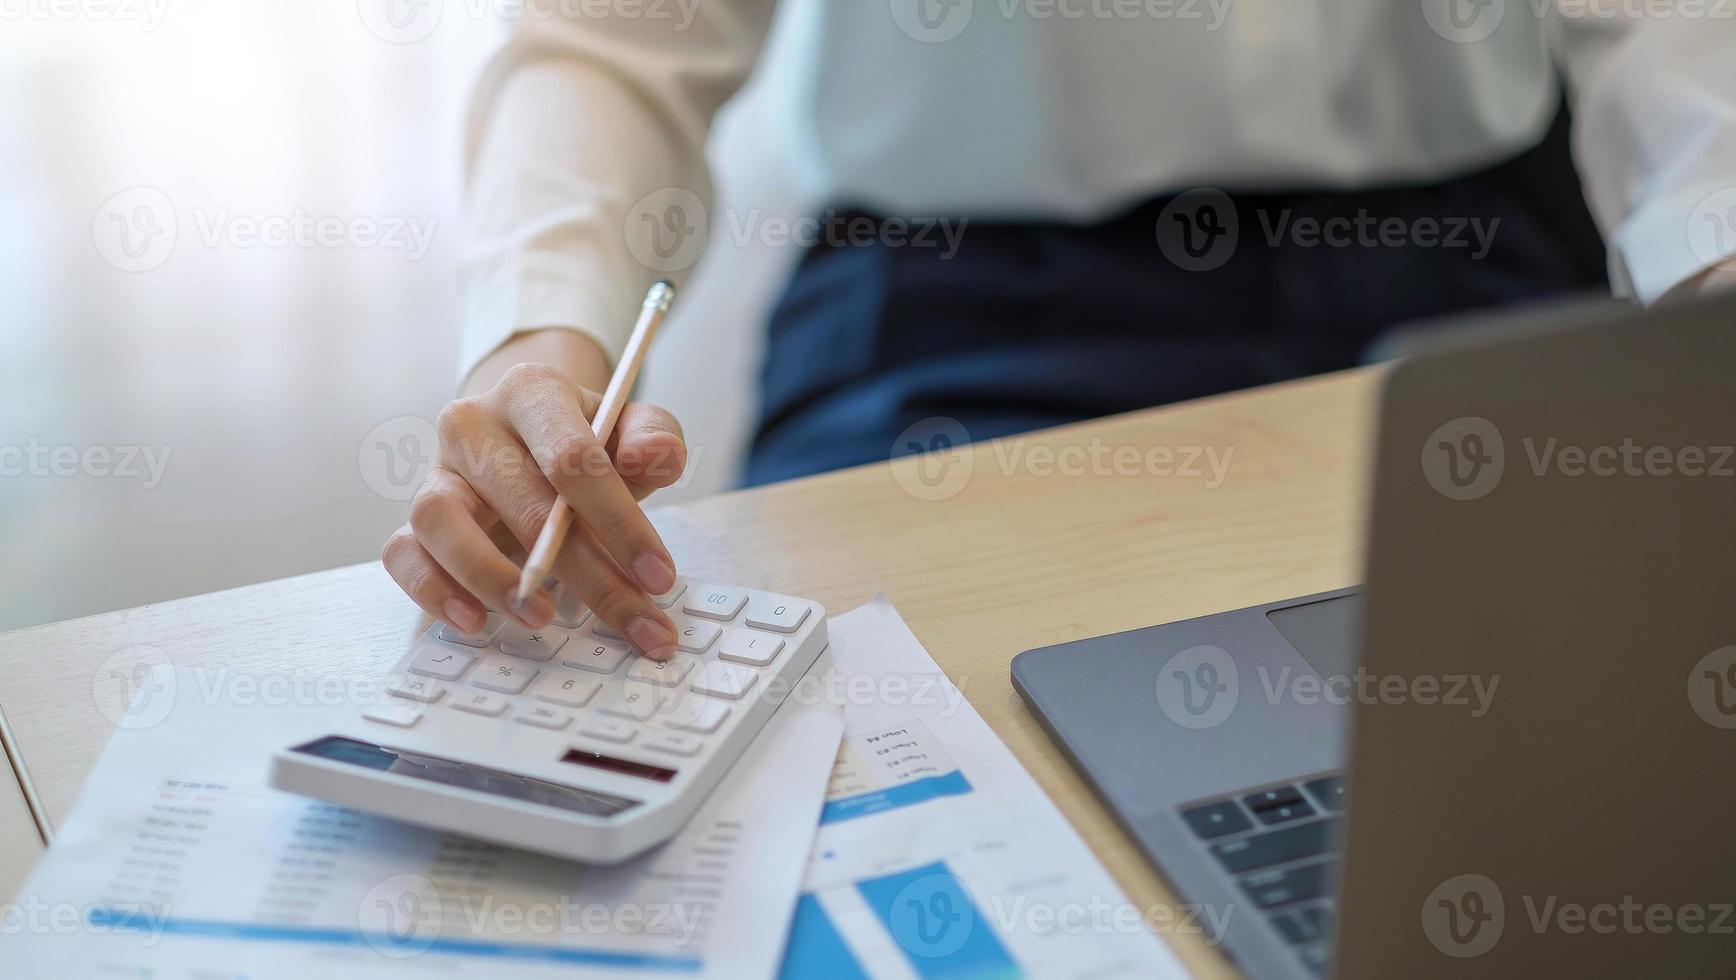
[645,732,703,757]
[578,717,637,743]
[590,618,623,640]
[562,639,632,674]
[628,653,697,687]
[470,655,538,694]
[436,615,504,648]
[388,675,444,703]
[746,596,810,634]
[660,699,729,735]
[363,701,423,727]
[684,586,747,621]
[499,626,567,662]
[450,691,509,717]
[552,590,591,629]
[408,644,475,681]
[513,703,572,731]
[673,619,720,653]
[597,683,677,723]
[532,671,601,707]
[717,629,784,667]
[651,580,687,608]
[691,662,758,700]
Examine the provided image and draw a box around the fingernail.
[626,616,677,660]
[509,590,554,627]
[632,553,677,594]
[444,598,484,633]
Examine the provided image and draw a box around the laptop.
[1012,295,1736,978]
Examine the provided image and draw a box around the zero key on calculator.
[746,595,810,633]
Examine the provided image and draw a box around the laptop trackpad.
[1266,593,1363,678]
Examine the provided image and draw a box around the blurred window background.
[0,0,805,631]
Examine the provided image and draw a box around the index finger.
[498,378,678,596]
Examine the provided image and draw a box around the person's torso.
[769,0,1558,217]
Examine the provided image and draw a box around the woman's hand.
[382,350,688,659]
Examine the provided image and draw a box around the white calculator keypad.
[284,579,828,866]
[365,580,818,793]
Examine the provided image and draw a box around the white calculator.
[269,581,826,863]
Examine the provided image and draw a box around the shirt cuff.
[459,245,644,383]
[1610,181,1736,305]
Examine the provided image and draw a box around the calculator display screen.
[291,736,643,818]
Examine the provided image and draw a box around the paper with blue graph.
[780,598,1186,980]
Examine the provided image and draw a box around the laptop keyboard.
[1180,773,1345,976]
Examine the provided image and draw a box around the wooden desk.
[0,369,1377,977]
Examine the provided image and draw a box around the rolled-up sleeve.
[1550,4,1736,303]
[460,1,778,376]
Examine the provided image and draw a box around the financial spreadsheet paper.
[6,663,840,979]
